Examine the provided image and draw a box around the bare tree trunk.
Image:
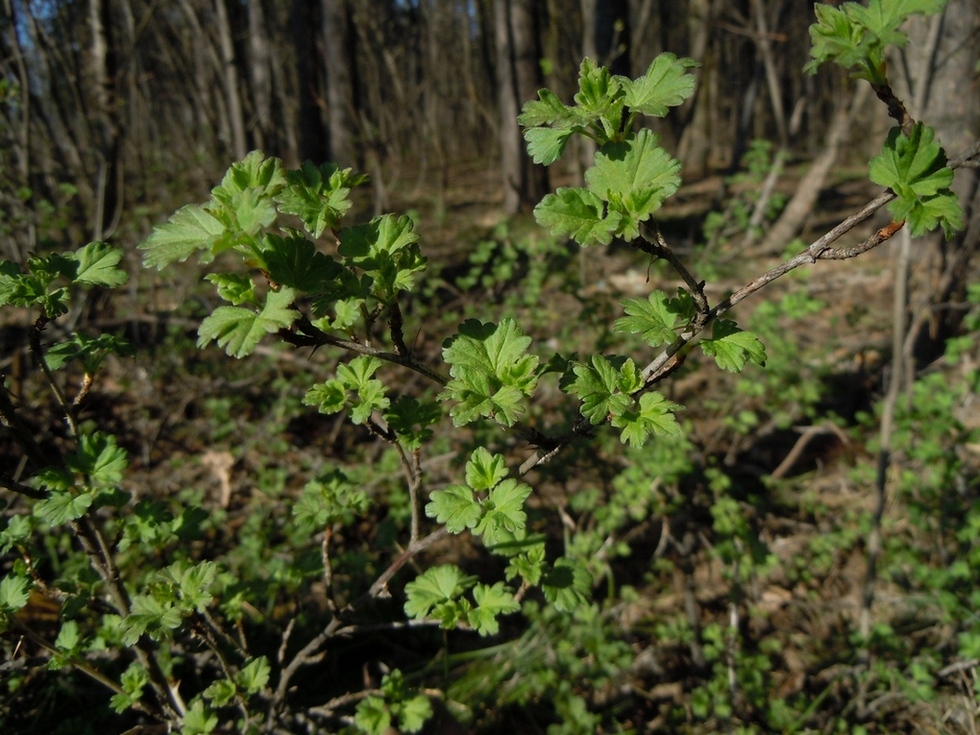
[322,0,359,168]
[677,0,717,178]
[496,0,547,214]
[215,0,247,159]
[248,0,273,151]
[292,0,327,163]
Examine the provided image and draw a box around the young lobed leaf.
[566,354,639,424]
[338,214,426,299]
[614,289,692,347]
[534,187,621,247]
[70,242,128,287]
[465,447,509,492]
[180,698,219,735]
[806,0,950,79]
[441,318,540,427]
[573,57,625,140]
[204,273,257,306]
[467,582,520,636]
[425,484,481,534]
[473,478,532,546]
[621,53,699,117]
[0,574,30,615]
[197,286,298,358]
[66,431,128,487]
[44,333,134,373]
[354,696,391,735]
[260,233,344,293]
[35,490,97,525]
[384,397,441,450]
[542,558,592,613]
[585,129,682,240]
[237,656,271,695]
[403,564,476,622]
[699,319,767,372]
[611,391,685,448]
[396,694,434,734]
[868,123,963,238]
[274,160,361,238]
[292,469,370,532]
[139,203,225,269]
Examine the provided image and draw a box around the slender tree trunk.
[292,0,327,163]
[215,0,247,159]
[248,0,273,151]
[495,0,547,214]
[322,0,359,168]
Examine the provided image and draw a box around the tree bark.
[247,0,273,151]
[322,0,359,168]
[495,0,547,214]
[292,0,327,163]
[215,0,248,159]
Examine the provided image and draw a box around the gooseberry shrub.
[1,1,973,732]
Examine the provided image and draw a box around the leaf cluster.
[521,54,696,246]
[806,0,950,82]
[139,151,424,358]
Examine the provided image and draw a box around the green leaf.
[274,160,361,238]
[505,544,546,586]
[237,656,271,695]
[534,187,620,247]
[474,479,532,546]
[338,214,426,298]
[292,470,369,532]
[260,233,343,292]
[334,355,390,424]
[354,696,390,735]
[611,391,685,448]
[585,129,682,239]
[54,620,82,653]
[67,432,128,486]
[467,582,520,636]
[211,150,286,205]
[614,290,689,346]
[35,490,97,525]
[397,694,433,734]
[139,204,225,269]
[699,320,767,372]
[519,87,585,165]
[806,0,949,78]
[566,354,638,424]
[0,574,30,614]
[205,273,257,306]
[869,123,963,238]
[197,286,298,357]
[441,318,540,427]
[202,679,237,707]
[180,699,218,735]
[44,333,133,372]
[524,127,576,166]
[573,57,625,138]
[518,87,577,128]
[465,447,508,492]
[425,484,481,533]
[71,242,128,287]
[403,564,475,621]
[542,558,592,612]
[622,53,698,117]
[121,594,183,645]
[303,380,348,415]
[384,397,441,450]
[161,560,218,612]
